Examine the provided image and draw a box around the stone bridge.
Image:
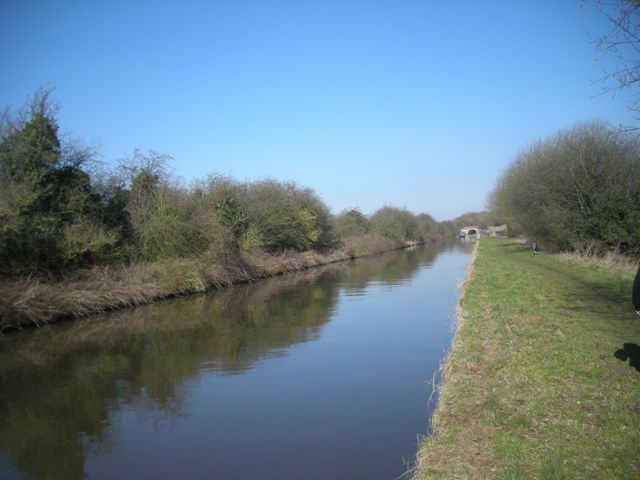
[459,226,479,235]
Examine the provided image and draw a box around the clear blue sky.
[0,0,636,221]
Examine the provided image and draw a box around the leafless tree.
[585,0,640,130]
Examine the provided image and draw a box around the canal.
[0,238,475,480]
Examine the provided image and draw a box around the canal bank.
[413,238,640,479]
[0,234,442,331]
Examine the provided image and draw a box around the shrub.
[369,206,419,247]
[333,208,370,239]
[235,178,334,252]
[0,88,110,275]
[487,120,640,255]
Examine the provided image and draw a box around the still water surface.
[0,238,474,480]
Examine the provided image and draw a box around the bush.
[212,178,333,252]
[369,205,430,247]
[487,120,640,255]
[1,88,454,281]
[103,153,236,263]
[333,208,370,239]
[0,88,111,275]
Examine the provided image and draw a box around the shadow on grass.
[496,241,529,254]
[493,238,638,328]
[614,343,640,372]
[518,258,634,324]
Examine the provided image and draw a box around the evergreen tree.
[0,89,110,275]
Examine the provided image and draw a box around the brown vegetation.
[0,234,396,331]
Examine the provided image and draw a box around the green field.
[414,237,640,479]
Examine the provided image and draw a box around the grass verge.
[413,237,640,479]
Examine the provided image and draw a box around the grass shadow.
[496,242,530,255]
[614,343,640,372]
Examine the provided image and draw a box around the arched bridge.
[459,226,479,236]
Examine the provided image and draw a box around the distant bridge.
[459,226,479,236]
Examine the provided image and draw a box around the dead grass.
[558,249,639,274]
[518,236,639,274]
[0,234,399,331]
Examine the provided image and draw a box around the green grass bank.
[414,237,640,479]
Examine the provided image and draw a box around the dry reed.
[0,234,405,331]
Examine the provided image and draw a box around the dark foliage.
[487,120,640,255]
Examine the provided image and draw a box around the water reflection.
[0,238,474,480]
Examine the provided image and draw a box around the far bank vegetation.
[0,89,491,330]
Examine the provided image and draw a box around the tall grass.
[0,232,401,330]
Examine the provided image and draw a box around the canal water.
[0,238,475,480]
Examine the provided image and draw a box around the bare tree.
[585,0,640,130]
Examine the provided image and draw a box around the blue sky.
[0,0,636,221]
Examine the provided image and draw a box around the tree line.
[487,120,640,256]
[0,89,485,279]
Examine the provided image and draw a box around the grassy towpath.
[413,237,640,479]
